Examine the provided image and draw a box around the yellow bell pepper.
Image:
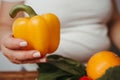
[9,4,60,57]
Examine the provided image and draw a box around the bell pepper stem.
[9,4,37,18]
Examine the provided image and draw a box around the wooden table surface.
[0,71,38,80]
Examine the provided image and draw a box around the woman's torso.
[25,0,113,61]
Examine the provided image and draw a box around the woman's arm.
[0,1,24,45]
[108,0,120,50]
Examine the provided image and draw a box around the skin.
[0,0,120,64]
[109,0,120,50]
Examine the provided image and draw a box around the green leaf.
[37,63,72,80]
[37,55,86,80]
[97,66,120,80]
[48,60,85,76]
[37,63,58,72]
[47,55,86,76]
[47,55,82,66]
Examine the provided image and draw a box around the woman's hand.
[0,34,46,64]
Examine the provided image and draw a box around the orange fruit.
[86,51,120,80]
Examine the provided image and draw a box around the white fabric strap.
[2,0,24,2]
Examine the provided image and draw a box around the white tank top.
[25,0,113,62]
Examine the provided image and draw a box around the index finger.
[1,34,27,50]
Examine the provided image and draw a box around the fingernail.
[19,41,27,47]
[40,58,46,62]
[33,52,41,58]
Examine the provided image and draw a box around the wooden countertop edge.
[0,71,38,78]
